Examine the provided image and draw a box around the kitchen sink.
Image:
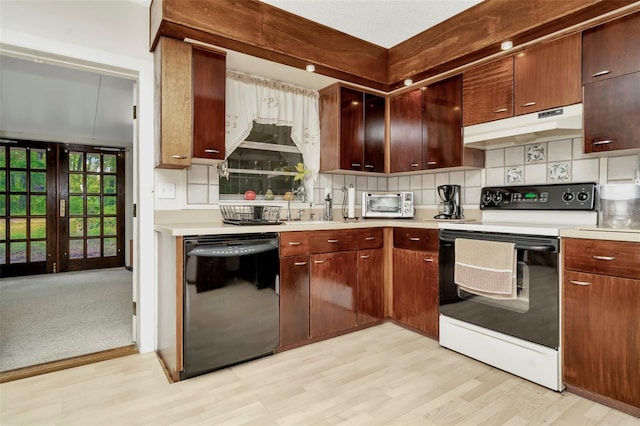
[282,220,336,225]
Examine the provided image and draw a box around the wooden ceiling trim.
[388,0,638,84]
[152,0,389,88]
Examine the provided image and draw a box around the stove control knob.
[577,192,590,202]
[493,193,503,204]
[482,192,493,205]
[562,192,574,202]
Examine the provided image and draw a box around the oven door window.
[367,195,401,214]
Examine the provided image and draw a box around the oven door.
[439,229,559,349]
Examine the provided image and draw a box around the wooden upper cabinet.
[389,88,423,172]
[339,87,365,171]
[390,76,483,172]
[423,75,464,169]
[155,37,193,169]
[514,33,582,115]
[582,12,640,85]
[584,72,640,153]
[363,93,385,172]
[192,46,226,160]
[320,84,386,173]
[463,56,514,126]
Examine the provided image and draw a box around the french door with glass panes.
[0,141,125,277]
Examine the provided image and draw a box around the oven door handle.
[439,236,556,252]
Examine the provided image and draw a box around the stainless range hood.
[463,104,583,149]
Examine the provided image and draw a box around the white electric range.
[437,182,597,391]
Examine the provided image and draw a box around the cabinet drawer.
[309,230,356,253]
[280,232,310,257]
[564,238,640,280]
[356,228,384,250]
[393,228,438,251]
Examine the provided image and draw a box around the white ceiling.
[260,0,483,48]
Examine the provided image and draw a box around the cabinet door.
[423,75,463,169]
[389,89,423,172]
[584,72,640,153]
[310,251,357,338]
[357,248,384,326]
[192,47,226,160]
[563,271,640,408]
[582,12,640,85]
[514,34,581,115]
[340,87,364,171]
[279,256,310,348]
[393,248,439,338]
[154,37,192,168]
[363,93,385,172]
[463,56,514,126]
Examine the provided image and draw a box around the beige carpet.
[0,267,133,372]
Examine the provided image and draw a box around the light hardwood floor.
[1,323,638,425]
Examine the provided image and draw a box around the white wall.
[0,0,156,353]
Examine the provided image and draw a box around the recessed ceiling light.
[305,64,315,72]
[501,41,514,51]
[403,78,413,86]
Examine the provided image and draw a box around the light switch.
[157,183,176,199]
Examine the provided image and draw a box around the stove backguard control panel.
[480,182,597,210]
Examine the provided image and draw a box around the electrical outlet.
[157,183,176,199]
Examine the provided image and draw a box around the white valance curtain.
[225,70,321,197]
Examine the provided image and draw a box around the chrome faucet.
[286,198,292,221]
[296,209,305,221]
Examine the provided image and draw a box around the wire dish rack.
[220,205,283,225]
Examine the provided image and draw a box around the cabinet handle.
[288,241,302,246]
[410,163,420,168]
[351,162,361,167]
[327,239,339,243]
[171,155,188,159]
[592,70,611,77]
[520,102,537,108]
[493,108,508,113]
[204,149,220,154]
[364,164,375,169]
[569,280,592,286]
[360,255,371,259]
[410,237,421,241]
[423,258,434,262]
[294,261,307,266]
[364,236,376,241]
[427,161,437,165]
[313,259,326,264]
[592,139,614,146]
[592,255,616,261]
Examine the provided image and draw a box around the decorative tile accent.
[526,143,546,163]
[547,162,571,182]
[506,167,523,184]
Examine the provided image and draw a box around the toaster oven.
[362,192,414,218]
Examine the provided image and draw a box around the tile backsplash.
[166,136,639,209]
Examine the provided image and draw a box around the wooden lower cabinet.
[279,255,310,348]
[356,248,385,326]
[310,251,358,338]
[563,270,640,411]
[392,247,439,338]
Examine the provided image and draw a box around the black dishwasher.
[181,233,279,379]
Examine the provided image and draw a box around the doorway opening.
[0,52,137,380]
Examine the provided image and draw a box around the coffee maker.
[434,184,463,220]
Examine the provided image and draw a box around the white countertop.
[154,214,640,242]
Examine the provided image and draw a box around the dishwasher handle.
[187,238,278,257]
